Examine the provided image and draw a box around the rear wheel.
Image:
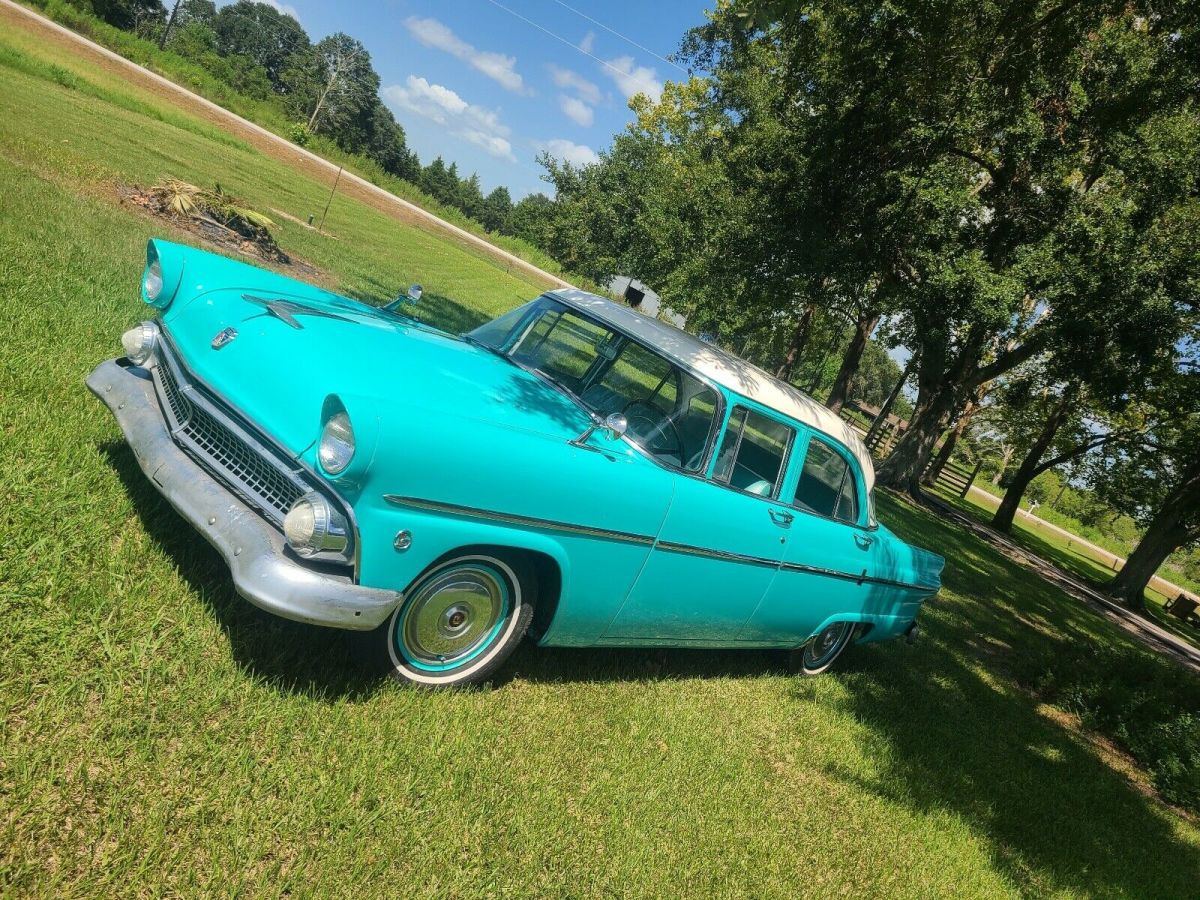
[384,552,535,688]
[796,621,855,675]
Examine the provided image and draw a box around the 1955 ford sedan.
[88,239,944,686]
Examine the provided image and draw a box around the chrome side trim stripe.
[655,541,779,569]
[779,561,939,593]
[383,495,939,593]
[382,495,656,545]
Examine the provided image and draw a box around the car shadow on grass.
[835,494,1200,896]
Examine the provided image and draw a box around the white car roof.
[550,289,876,491]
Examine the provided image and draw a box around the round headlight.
[143,258,163,303]
[319,411,355,475]
[121,321,159,365]
[283,492,349,558]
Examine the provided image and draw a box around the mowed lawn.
[2,19,1200,898]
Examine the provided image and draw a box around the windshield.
[467,298,720,472]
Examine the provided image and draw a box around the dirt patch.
[117,181,320,278]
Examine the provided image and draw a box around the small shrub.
[289,122,311,147]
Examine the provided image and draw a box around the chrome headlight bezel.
[318,411,355,475]
[141,239,184,309]
[143,257,164,304]
[121,320,159,365]
[283,492,350,559]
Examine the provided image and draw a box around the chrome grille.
[152,349,306,523]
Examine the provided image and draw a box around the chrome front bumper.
[87,358,400,630]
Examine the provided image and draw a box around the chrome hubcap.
[804,623,849,667]
[402,567,505,666]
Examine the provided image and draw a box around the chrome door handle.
[769,509,794,527]
[855,533,874,549]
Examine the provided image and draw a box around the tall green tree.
[212,0,308,92]
[480,186,513,234]
[687,2,1199,496]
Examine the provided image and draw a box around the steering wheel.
[622,399,685,462]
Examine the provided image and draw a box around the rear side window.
[794,437,859,524]
[712,406,793,498]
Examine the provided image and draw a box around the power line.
[550,0,686,72]
[479,0,649,83]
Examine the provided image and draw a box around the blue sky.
[246,0,708,198]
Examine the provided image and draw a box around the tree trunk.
[875,381,958,495]
[991,445,1014,485]
[991,396,1070,533]
[775,304,816,381]
[864,353,916,450]
[158,0,182,50]
[825,311,881,413]
[924,397,978,484]
[1106,469,1200,609]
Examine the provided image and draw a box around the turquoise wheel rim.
[394,562,512,673]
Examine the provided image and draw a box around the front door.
[603,405,796,643]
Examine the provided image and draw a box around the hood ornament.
[211,327,238,350]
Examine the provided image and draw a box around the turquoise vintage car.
[88,239,944,686]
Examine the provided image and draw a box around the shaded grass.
[1,23,1200,897]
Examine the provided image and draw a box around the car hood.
[162,286,591,454]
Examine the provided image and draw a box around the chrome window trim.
[789,432,871,530]
[513,296,728,477]
[711,404,797,501]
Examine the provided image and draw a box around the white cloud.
[543,138,600,168]
[603,55,662,103]
[404,17,528,95]
[259,0,300,21]
[547,64,601,105]
[558,95,594,127]
[384,76,515,161]
[579,31,596,54]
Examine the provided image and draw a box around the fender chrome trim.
[383,495,656,545]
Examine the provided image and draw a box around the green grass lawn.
[3,15,1200,897]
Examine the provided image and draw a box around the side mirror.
[570,412,628,451]
[383,284,423,314]
[601,412,627,440]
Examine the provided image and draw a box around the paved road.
[925,494,1200,673]
[0,0,572,292]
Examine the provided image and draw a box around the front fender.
[353,496,573,615]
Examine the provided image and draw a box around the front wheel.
[795,621,856,675]
[384,552,535,688]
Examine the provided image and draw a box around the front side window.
[712,406,794,498]
[794,437,860,524]
[468,299,719,472]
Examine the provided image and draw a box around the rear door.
[604,404,795,643]
[740,432,888,642]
